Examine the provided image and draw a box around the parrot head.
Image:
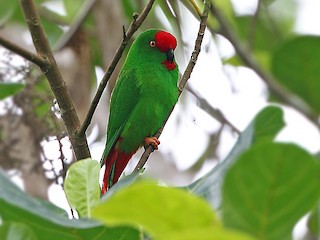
[126,29,178,71]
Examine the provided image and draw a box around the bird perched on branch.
[101,29,179,194]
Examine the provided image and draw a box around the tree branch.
[78,0,155,137]
[133,0,210,173]
[19,0,91,160]
[186,86,240,134]
[0,36,45,67]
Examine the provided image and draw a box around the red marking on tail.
[101,147,117,195]
[101,143,137,194]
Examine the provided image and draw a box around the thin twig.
[78,0,155,137]
[188,0,202,18]
[0,36,45,67]
[186,86,240,134]
[19,0,91,160]
[133,0,211,173]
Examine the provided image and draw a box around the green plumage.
[101,29,179,192]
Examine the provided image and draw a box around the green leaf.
[223,55,243,67]
[272,36,320,113]
[0,168,140,240]
[254,50,271,71]
[235,16,278,52]
[120,0,138,21]
[187,106,285,209]
[63,0,84,20]
[165,227,256,240]
[93,182,218,239]
[0,83,24,100]
[307,206,320,237]
[233,0,295,45]
[41,18,64,46]
[266,0,296,36]
[33,75,53,118]
[222,143,320,240]
[101,171,141,201]
[213,0,236,28]
[0,222,37,240]
[224,51,271,75]
[0,0,18,24]
[64,158,100,218]
[181,0,235,32]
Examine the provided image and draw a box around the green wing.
[101,69,141,166]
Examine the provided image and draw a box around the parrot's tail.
[101,147,136,195]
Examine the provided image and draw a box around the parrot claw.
[144,137,160,150]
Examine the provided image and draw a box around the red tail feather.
[101,145,136,194]
[101,147,117,194]
[112,151,135,183]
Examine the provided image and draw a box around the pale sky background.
[3,0,320,239]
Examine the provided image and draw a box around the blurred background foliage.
[0,0,320,239]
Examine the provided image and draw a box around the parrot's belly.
[119,94,175,153]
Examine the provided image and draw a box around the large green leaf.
[0,169,140,240]
[101,171,141,201]
[0,222,36,240]
[187,106,285,209]
[222,143,320,240]
[64,158,100,218]
[232,16,276,69]
[0,83,24,100]
[165,227,256,240]
[272,36,320,113]
[93,182,218,239]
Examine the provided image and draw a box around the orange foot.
[144,137,160,150]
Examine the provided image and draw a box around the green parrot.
[101,29,179,194]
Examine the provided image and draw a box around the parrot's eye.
[149,41,156,47]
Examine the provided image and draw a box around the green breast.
[119,63,179,153]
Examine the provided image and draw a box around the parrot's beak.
[166,49,175,63]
